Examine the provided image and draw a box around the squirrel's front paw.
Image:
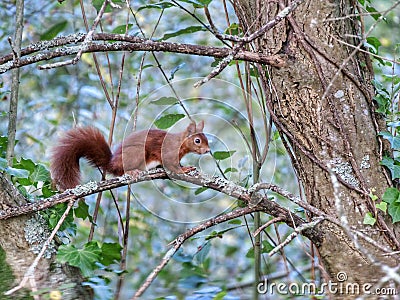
[181,166,197,173]
[125,169,141,178]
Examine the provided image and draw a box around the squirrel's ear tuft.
[196,120,204,132]
[186,122,196,136]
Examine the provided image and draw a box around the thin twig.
[39,0,114,70]
[268,217,325,257]
[253,216,285,237]
[133,206,267,299]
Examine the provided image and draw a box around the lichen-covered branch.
[0,168,324,245]
[0,33,286,74]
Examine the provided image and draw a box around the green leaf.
[261,240,274,253]
[213,150,236,160]
[154,114,185,129]
[375,201,387,213]
[224,23,240,36]
[57,241,102,277]
[30,164,50,182]
[382,187,400,204]
[382,188,400,223]
[366,5,382,21]
[100,242,122,265]
[137,1,176,11]
[159,26,207,41]
[46,203,75,232]
[224,167,238,173]
[379,131,400,149]
[246,247,254,258]
[112,24,133,34]
[228,219,242,225]
[388,202,400,223]
[213,291,228,300]
[195,242,211,264]
[41,184,57,198]
[363,212,376,226]
[380,157,400,179]
[0,157,8,170]
[151,97,178,106]
[92,0,124,12]
[194,186,208,195]
[366,36,381,53]
[177,0,212,7]
[74,200,92,222]
[40,21,68,40]
[5,167,29,178]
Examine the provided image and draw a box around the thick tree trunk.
[235,0,399,295]
[0,175,92,299]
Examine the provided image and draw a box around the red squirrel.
[50,121,210,190]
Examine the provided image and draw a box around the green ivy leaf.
[154,114,185,129]
[151,97,178,106]
[382,187,400,204]
[363,212,376,226]
[5,167,29,178]
[159,26,207,41]
[213,150,236,160]
[388,202,400,223]
[40,20,68,40]
[100,242,122,265]
[379,131,400,149]
[0,157,7,170]
[41,184,56,198]
[57,241,102,277]
[46,203,76,232]
[375,201,387,213]
[74,200,92,222]
[380,157,400,179]
[382,188,400,223]
[30,163,50,182]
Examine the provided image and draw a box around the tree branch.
[133,205,266,299]
[0,169,323,245]
[0,33,286,74]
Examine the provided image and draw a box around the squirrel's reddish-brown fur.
[50,121,210,190]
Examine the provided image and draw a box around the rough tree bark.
[235,0,399,294]
[0,175,92,299]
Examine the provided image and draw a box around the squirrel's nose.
[204,147,211,154]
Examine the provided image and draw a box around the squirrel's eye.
[194,137,201,145]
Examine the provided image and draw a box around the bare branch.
[133,206,264,299]
[212,0,305,43]
[0,33,286,74]
[268,217,325,257]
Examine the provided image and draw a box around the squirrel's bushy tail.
[51,127,112,190]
